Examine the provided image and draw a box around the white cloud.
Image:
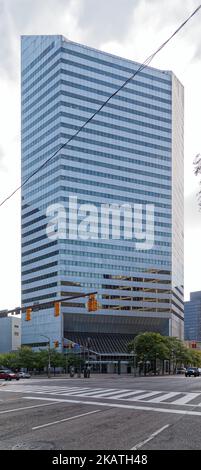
[76,0,137,46]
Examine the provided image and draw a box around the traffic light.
[54,340,59,348]
[54,301,60,317]
[25,307,32,321]
[87,294,98,312]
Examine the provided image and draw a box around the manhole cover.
[12,441,57,450]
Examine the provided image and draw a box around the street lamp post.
[47,341,51,379]
[65,351,68,375]
[87,337,91,366]
[131,350,137,377]
[78,345,82,377]
[168,349,175,375]
[155,353,159,375]
[144,356,147,376]
[40,334,51,378]
[131,337,138,378]
[172,349,176,375]
[134,352,137,377]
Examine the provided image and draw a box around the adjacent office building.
[0,314,21,353]
[21,35,184,352]
[185,291,201,342]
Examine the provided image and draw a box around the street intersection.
[0,375,201,450]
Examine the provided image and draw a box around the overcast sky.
[0,0,201,309]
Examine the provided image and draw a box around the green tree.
[50,350,64,375]
[188,349,201,367]
[128,333,200,375]
[164,336,190,368]
[18,347,35,371]
[0,352,20,370]
[128,332,169,374]
[34,350,49,372]
[34,350,66,375]
[65,353,84,370]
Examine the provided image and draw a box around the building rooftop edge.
[21,34,173,77]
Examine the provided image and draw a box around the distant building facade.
[185,291,201,342]
[184,340,201,350]
[0,316,21,353]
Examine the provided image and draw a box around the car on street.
[0,369,20,381]
[18,371,31,379]
[185,367,199,377]
[176,367,186,374]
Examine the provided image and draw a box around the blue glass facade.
[21,35,184,349]
[185,292,201,341]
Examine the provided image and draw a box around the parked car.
[18,371,31,379]
[185,367,199,377]
[176,367,186,374]
[0,369,20,381]
[197,368,201,376]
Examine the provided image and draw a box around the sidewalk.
[25,373,173,380]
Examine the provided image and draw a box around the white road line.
[0,401,63,414]
[4,386,201,407]
[128,391,162,401]
[24,396,201,416]
[149,392,180,403]
[50,387,91,395]
[1,389,34,394]
[73,388,119,397]
[3,388,85,395]
[32,387,80,391]
[63,388,109,397]
[3,386,90,393]
[171,393,200,405]
[32,409,100,430]
[84,389,130,398]
[107,390,145,400]
[34,387,83,391]
[130,424,170,450]
[40,387,86,391]
[33,387,80,392]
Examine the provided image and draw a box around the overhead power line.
[0,4,201,208]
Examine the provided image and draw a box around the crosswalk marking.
[51,387,91,396]
[128,391,162,401]
[101,390,145,399]
[85,389,130,398]
[65,388,116,397]
[24,396,201,417]
[149,392,180,403]
[3,386,90,393]
[2,384,201,407]
[171,393,201,405]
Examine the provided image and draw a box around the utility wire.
[1,4,201,208]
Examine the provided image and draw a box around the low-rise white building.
[0,316,21,353]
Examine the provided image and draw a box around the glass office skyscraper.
[185,292,201,342]
[21,35,184,349]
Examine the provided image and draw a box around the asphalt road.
[0,374,201,450]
